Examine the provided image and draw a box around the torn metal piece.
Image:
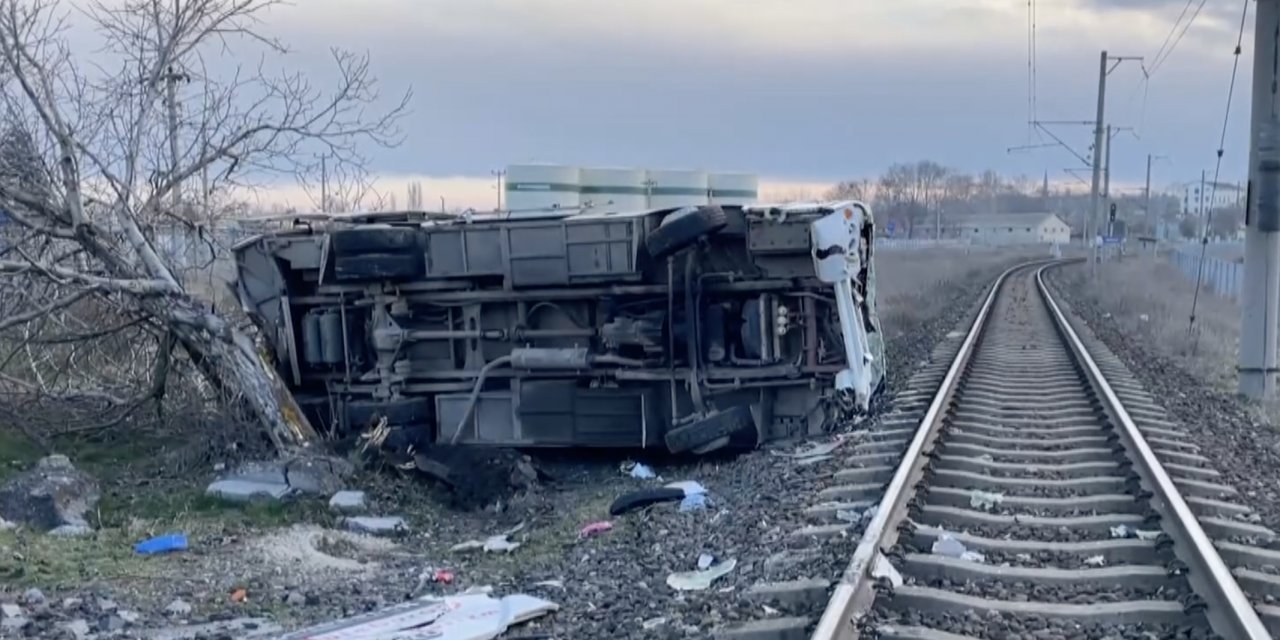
[666,558,738,591]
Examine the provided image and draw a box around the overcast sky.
[243,0,1252,208]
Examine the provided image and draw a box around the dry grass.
[876,246,1047,333]
[1054,256,1239,391]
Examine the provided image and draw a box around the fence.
[1168,248,1242,301]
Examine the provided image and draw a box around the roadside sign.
[885,220,896,237]
[1103,236,1123,245]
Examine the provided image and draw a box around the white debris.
[627,463,656,479]
[1136,529,1162,541]
[343,516,408,536]
[697,554,715,570]
[969,490,1004,511]
[1139,314,1150,322]
[533,580,565,590]
[642,617,668,630]
[451,523,526,554]
[164,599,192,617]
[0,604,21,619]
[0,517,14,531]
[872,554,903,588]
[931,533,986,563]
[1014,553,1033,562]
[271,592,557,640]
[1083,555,1106,567]
[666,558,738,591]
[1110,524,1132,539]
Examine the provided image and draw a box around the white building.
[955,213,1071,245]
[504,164,758,216]
[1175,180,1244,216]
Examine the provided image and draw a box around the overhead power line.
[1188,0,1251,344]
[1150,0,1210,77]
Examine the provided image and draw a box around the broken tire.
[664,405,755,454]
[645,205,727,260]
[330,227,419,256]
[333,253,423,281]
[609,487,686,516]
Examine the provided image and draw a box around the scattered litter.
[679,494,710,512]
[836,503,879,525]
[666,558,738,591]
[1103,312,1112,319]
[969,490,1004,511]
[978,454,994,462]
[273,592,558,640]
[872,554,903,588]
[1136,529,1162,541]
[1083,555,1106,567]
[49,523,91,537]
[533,580,565,590]
[1139,314,1150,322]
[625,462,656,479]
[1014,553,1033,562]
[579,521,613,539]
[1,603,21,619]
[642,617,668,630]
[1110,524,1132,539]
[164,599,192,617]
[931,533,985,563]
[452,523,526,554]
[230,588,248,603]
[946,331,964,339]
[432,569,455,584]
[135,533,188,555]
[762,604,781,616]
[697,553,715,570]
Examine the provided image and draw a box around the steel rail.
[1035,262,1271,639]
[810,260,1046,639]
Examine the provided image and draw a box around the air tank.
[709,173,759,206]
[505,164,580,216]
[579,167,649,213]
[318,310,344,364]
[646,169,709,209]
[302,310,324,366]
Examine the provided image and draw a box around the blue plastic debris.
[134,533,188,555]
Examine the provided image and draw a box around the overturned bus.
[232,201,885,455]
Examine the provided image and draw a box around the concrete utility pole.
[1241,0,1280,398]
[1145,155,1153,233]
[1088,52,1142,270]
[161,65,189,212]
[320,155,329,213]
[1089,51,1107,271]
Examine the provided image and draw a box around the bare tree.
[826,179,873,202]
[0,0,410,452]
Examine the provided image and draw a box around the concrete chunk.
[205,479,292,503]
[329,490,367,514]
[343,516,408,536]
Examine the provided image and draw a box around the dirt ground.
[0,246,1043,640]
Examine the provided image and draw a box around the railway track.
[716,260,1280,639]
[798,260,1280,640]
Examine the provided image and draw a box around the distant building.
[1174,180,1243,216]
[954,213,1071,245]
